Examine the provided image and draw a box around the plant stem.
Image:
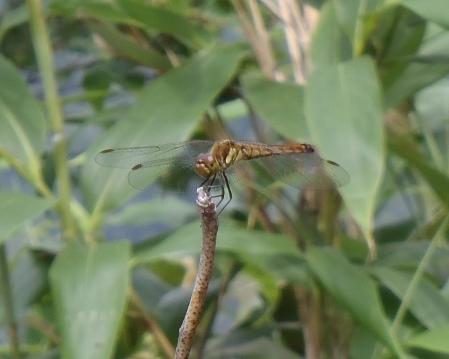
[232,0,280,80]
[0,244,21,359]
[27,0,76,239]
[295,286,321,359]
[195,261,241,358]
[391,215,449,334]
[175,187,219,359]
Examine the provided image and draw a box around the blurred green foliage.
[1,0,449,358]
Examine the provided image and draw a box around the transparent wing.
[227,150,349,190]
[95,140,213,169]
[95,140,213,190]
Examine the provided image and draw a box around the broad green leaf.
[350,325,378,359]
[0,55,46,166]
[415,77,449,128]
[205,333,300,359]
[81,45,245,211]
[372,267,449,329]
[0,4,28,41]
[119,0,211,48]
[49,1,128,21]
[241,72,309,140]
[88,22,171,70]
[242,253,310,286]
[387,130,449,208]
[50,241,130,359]
[51,0,210,48]
[133,219,309,287]
[133,220,301,264]
[310,1,352,66]
[9,249,47,318]
[242,264,280,325]
[305,57,385,249]
[408,324,449,354]
[131,266,189,334]
[333,0,383,54]
[384,27,449,108]
[402,0,449,28]
[107,196,195,226]
[306,247,403,356]
[377,241,449,277]
[0,191,54,242]
[380,8,426,89]
[216,98,247,121]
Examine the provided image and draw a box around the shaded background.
[1,0,449,358]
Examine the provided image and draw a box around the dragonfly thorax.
[195,140,241,178]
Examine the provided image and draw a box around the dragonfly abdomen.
[210,140,316,171]
[240,143,315,160]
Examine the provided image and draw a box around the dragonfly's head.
[195,153,216,178]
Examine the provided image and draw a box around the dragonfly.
[95,139,349,210]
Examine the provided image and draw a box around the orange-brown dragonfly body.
[96,139,348,210]
[194,139,315,178]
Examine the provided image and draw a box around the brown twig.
[295,287,322,359]
[195,261,241,358]
[174,187,219,359]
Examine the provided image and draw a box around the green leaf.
[380,8,426,89]
[119,0,212,48]
[51,0,210,49]
[50,241,130,359]
[333,0,383,54]
[139,212,307,284]
[81,45,245,211]
[310,1,352,66]
[408,324,449,354]
[0,55,46,166]
[242,263,280,325]
[10,249,47,315]
[402,0,449,28]
[0,4,28,41]
[387,130,449,208]
[205,334,300,359]
[88,22,171,70]
[415,77,449,127]
[377,241,449,276]
[306,247,403,356]
[384,28,449,108]
[0,191,54,242]
[133,220,301,264]
[50,1,134,23]
[372,267,449,329]
[243,253,310,286]
[305,57,385,247]
[241,72,309,139]
[107,196,195,226]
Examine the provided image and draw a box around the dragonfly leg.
[213,177,226,207]
[198,172,230,213]
[217,172,232,215]
[207,176,225,204]
[200,173,216,194]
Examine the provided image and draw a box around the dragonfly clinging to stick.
[96,139,349,210]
